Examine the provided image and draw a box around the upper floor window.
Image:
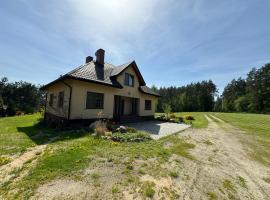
[58,91,64,108]
[86,92,104,109]
[49,94,54,107]
[124,73,134,87]
[145,100,152,110]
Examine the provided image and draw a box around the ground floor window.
[49,93,54,107]
[58,91,64,108]
[86,92,104,109]
[145,100,152,110]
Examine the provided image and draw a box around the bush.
[111,132,152,142]
[178,117,184,123]
[185,115,195,120]
[126,127,137,133]
[95,121,107,137]
[15,110,25,116]
[169,113,176,119]
[106,120,118,132]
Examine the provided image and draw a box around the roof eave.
[40,75,123,91]
[139,87,161,97]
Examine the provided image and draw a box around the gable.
[111,61,146,86]
[116,65,140,88]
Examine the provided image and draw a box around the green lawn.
[0,114,195,199]
[213,112,270,165]
[0,114,41,157]
[156,112,208,128]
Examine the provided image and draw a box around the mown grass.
[0,113,42,157]
[213,113,270,138]
[0,114,195,199]
[156,112,208,128]
[213,112,270,165]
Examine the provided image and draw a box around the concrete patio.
[125,121,190,139]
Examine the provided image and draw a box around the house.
[41,48,160,125]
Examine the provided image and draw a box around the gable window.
[145,100,152,110]
[86,92,104,109]
[124,73,134,87]
[49,94,54,107]
[58,91,64,108]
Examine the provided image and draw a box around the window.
[58,91,64,108]
[124,73,134,87]
[145,100,152,110]
[86,92,104,109]
[49,94,54,107]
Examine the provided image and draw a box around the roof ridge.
[116,60,134,68]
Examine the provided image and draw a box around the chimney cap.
[85,56,93,63]
[95,48,105,65]
[95,48,105,54]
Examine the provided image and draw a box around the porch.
[113,95,139,122]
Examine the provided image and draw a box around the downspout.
[61,80,72,120]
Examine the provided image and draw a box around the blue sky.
[1,0,270,93]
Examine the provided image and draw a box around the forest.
[154,63,270,114]
[0,77,44,116]
[0,63,269,116]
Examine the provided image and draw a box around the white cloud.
[59,0,157,62]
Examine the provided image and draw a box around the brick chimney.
[85,56,93,63]
[95,48,105,65]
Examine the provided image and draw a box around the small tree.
[162,103,171,120]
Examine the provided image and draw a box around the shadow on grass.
[16,122,89,145]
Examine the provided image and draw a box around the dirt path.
[176,114,270,200]
[0,145,47,185]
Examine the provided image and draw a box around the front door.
[131,98,138,115]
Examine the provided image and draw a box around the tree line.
[152,80,217,112]
[0,77,45,116]
[153,63,270,114]
[218,63,270,113]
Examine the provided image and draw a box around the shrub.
[95,121,107,137]
[106,120,118,132]
[111,131,152,142]
[178,117,184,123]
[126,127,137,133]
[185,115,195,120]
[89,120,108,136]
[160,114,167,121]
[162,103,171,120]
[169,113,176,119]
[15,110,25,116]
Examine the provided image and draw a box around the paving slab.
[124,121,191,139]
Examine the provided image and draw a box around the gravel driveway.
[125,121,190,139]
